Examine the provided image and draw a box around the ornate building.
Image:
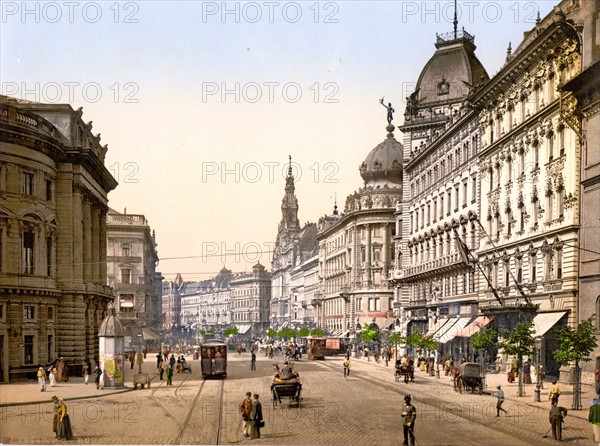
[231,263,271,336]
[560,0,600,383]
[474,3,585,376]
[162,273,183,330]
[271,157,317,329]
[106,209,162,342]
[315,124,402,335]
[0,96,117,381]
[289,254,318,326]
[392,26,489,357]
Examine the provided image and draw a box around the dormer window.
[437,77,450,96]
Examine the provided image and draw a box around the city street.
[1,353,596,445]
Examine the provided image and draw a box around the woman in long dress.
[49,367,57,386]
[37,367,47,391]
[57,399,73,440]
[51,396,60,437]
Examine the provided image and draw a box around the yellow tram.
[200,340,228,379]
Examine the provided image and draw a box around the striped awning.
[437,317,472,343]
[235,324,252,334]
[455,316,492,337]
[425,318,451,337]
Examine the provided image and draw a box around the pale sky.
[1,1,556,281]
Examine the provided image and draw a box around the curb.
[0,386,135,408]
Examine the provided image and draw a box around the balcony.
[107,256,142,263]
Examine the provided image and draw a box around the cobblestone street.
[1,354,596,445]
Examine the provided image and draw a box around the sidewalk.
[352,355,598,421]
[0,356,165,407]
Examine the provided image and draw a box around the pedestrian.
[51,396,60,437]
[549,380,561,404]
[496,385,507,416]
[48,366,57,387]
[156,352,162,369]
[37,367,47,391]
[549,400,567,441]
[137,351,144,373]
[82,361,90,385]
[57,399,73,440]
[143,347,148,359]
[537,364,545,389]
[169,354,176,369]
[343,357,351,378]
[62,361,70,382]
[522,360,532,384]
[239,391,252,437]
[166,364,173,385]
[251,350,256,371]
[402,394,417,446]
[93,365,102,389]
[250,393,263,439]
[158,358,164,380]
[129,350,135,369]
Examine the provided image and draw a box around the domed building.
[391,25,490,360]
[315,123,403,338]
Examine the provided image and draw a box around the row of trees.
[471,315,597,407]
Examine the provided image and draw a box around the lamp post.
[534,336,542,402]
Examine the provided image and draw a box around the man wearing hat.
[402,394,417,446]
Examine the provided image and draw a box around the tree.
[471,328,497,351]
[298,327,310,337]
[310,328,325,337]
[498,320,535,397]
[223,326,239,337]
[358,325,380,345]
[553,315,598,410]
[266,329,278,338]
[278,327,298,340]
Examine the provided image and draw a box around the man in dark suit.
[250,393,263,439]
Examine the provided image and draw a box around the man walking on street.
[402,394,417,446]
[549,400,567,441]
[251,351,256,371]
[496,385,507,416]
[93,365,102,389]
[250,393,263,439]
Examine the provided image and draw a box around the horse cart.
[457,362,484,394]
[271,380,302,408]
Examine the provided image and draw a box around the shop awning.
[455,316,492,337]
[425,318,451,338]
[531,311,567,337]
[142,327,161,341]
[235,324,252,334]
[330,329,343,336]
[279,322,289,330]
[437,317,472,343]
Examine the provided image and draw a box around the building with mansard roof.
[0,96,117,381]
[392,25,489,359]
[270,158,318,329]
[231,263,271,336]
[315,123,402,336]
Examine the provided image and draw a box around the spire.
[505,41,512,63]
[281,156,300,231]
[453,0,458,39]
[333,192,339,215]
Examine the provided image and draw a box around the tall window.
[472,177,477,202]
[22,172,34,195]
[546,192,554,222]
[447,191,452,215]
[558,188,564,218]
[516,257,523,283]
[530,254,537,282]
[46,237,52,277]
[121,269,131,284]
[454,186,459,211]
[122,244,130,257]
[24,335,34,364]
[24,305,35,320]
[548,135,554,162]
[533,143,539,169]
[23,230,35,275]
[46,180,53,201]
[463,182,468,207]
[555,248,563,279]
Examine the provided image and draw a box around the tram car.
[200,340,228,379]
[306,337,326,360]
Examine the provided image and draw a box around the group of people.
[51,396,73,440]
[273,361,300,382]
[238,392,264,439]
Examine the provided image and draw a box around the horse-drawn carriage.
[395,359,414,383]
[456,362,484,394]
[271,380,302,408]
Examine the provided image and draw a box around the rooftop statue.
[380,97,395,124]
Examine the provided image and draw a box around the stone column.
[99,211,107,283]
[83,199,92,283]
[382,223,389,278]
[366,224,372,286]
[72,187,84,285]
[92,208,100,283]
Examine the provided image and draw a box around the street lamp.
[534,336,542,402]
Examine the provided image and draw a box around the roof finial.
[333,192,338,216]
[506,41,512,63]
[536,11,541,24]
[453,0,458,39]
[288,155,292,177]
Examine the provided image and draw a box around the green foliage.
[497,320,535,357]
[358,325,380,344]
[206,328,216,334]
[278,327,298,340]
[415,332,437,351]
[554,315,598,365]
[387,332,406,346]
[298,327,310,337]
[310,328,325,337]
[266,329,278,338]
[471,328,497,351]
[223,326,239,337]
[199,329,206,335]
